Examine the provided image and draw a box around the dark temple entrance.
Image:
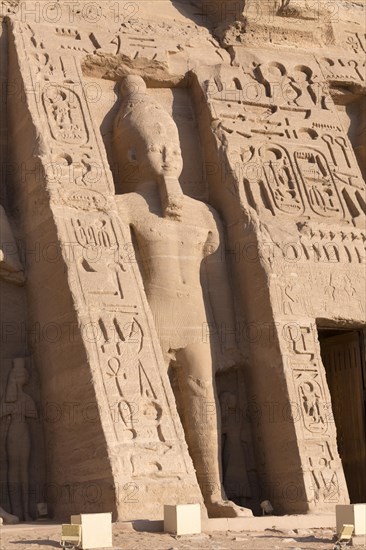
[318,328,366,503]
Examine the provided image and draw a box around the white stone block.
[70,513,112,549]
[164,504,201,535]
[336,504,366,536]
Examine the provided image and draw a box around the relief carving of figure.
[220,391,251,504]
[113,75,251,518]
[0,207,26,524]
[295,151,343,218]
[0,359,37,521]
[259,146,304,215]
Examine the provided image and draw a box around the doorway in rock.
[318,327,366,503]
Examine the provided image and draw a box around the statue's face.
[145,139,183,178]
[12,364,29,386]
[131,127,183,181]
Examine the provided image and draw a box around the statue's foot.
[0,506,20,524]
[206,499,253,518]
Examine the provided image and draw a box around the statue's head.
[5,358,28,402]
[113,75,183,187]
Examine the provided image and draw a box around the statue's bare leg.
[8,459,22,520]
[21,466,31,521]
[175,343,252,518]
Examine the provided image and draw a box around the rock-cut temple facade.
[0,0,365,523]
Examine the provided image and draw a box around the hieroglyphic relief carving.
[247,141,363,225]
[258,145,304,215]
[25,25,63,81]
[256,62,324,110]
[324,272,365,317]
[293,372,327,435]
[55,27,100,54]
[110,18,226,64]
[321,134,351,170]
[298,126,366,227]
[17,22,114,199]
[70,215,128,307]
[318,56,365,84]
[207,59,330,115]
[297,223,366,264]
[341,31,366,55]
[300,380,325,432]
[305,441,342,505]
[50,153,103,189]
[73,217,117,249]
[295,149,343,219]
[73,154,102,187]
[106,356,137,439]
[57,189,110,211]
[275,273,313,316]
[203,49,365,230]
[25,21,103,65]
[130,440,179,478]
[138,399,164,442]
[286,324,315,361]
[334,176,366,227]
[105,352,166,446]
[63,204,184,477]
[25,23,98,83]
[42,86,89,145]
[99,314,143,357]
[205,68,360,228]
[77,16,228,77]
[99,310,180,476]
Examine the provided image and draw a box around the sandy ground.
[1,523,365,550]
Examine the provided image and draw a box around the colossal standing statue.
[113,75,252,518]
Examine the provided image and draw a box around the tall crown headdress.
[113,75,183,219]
